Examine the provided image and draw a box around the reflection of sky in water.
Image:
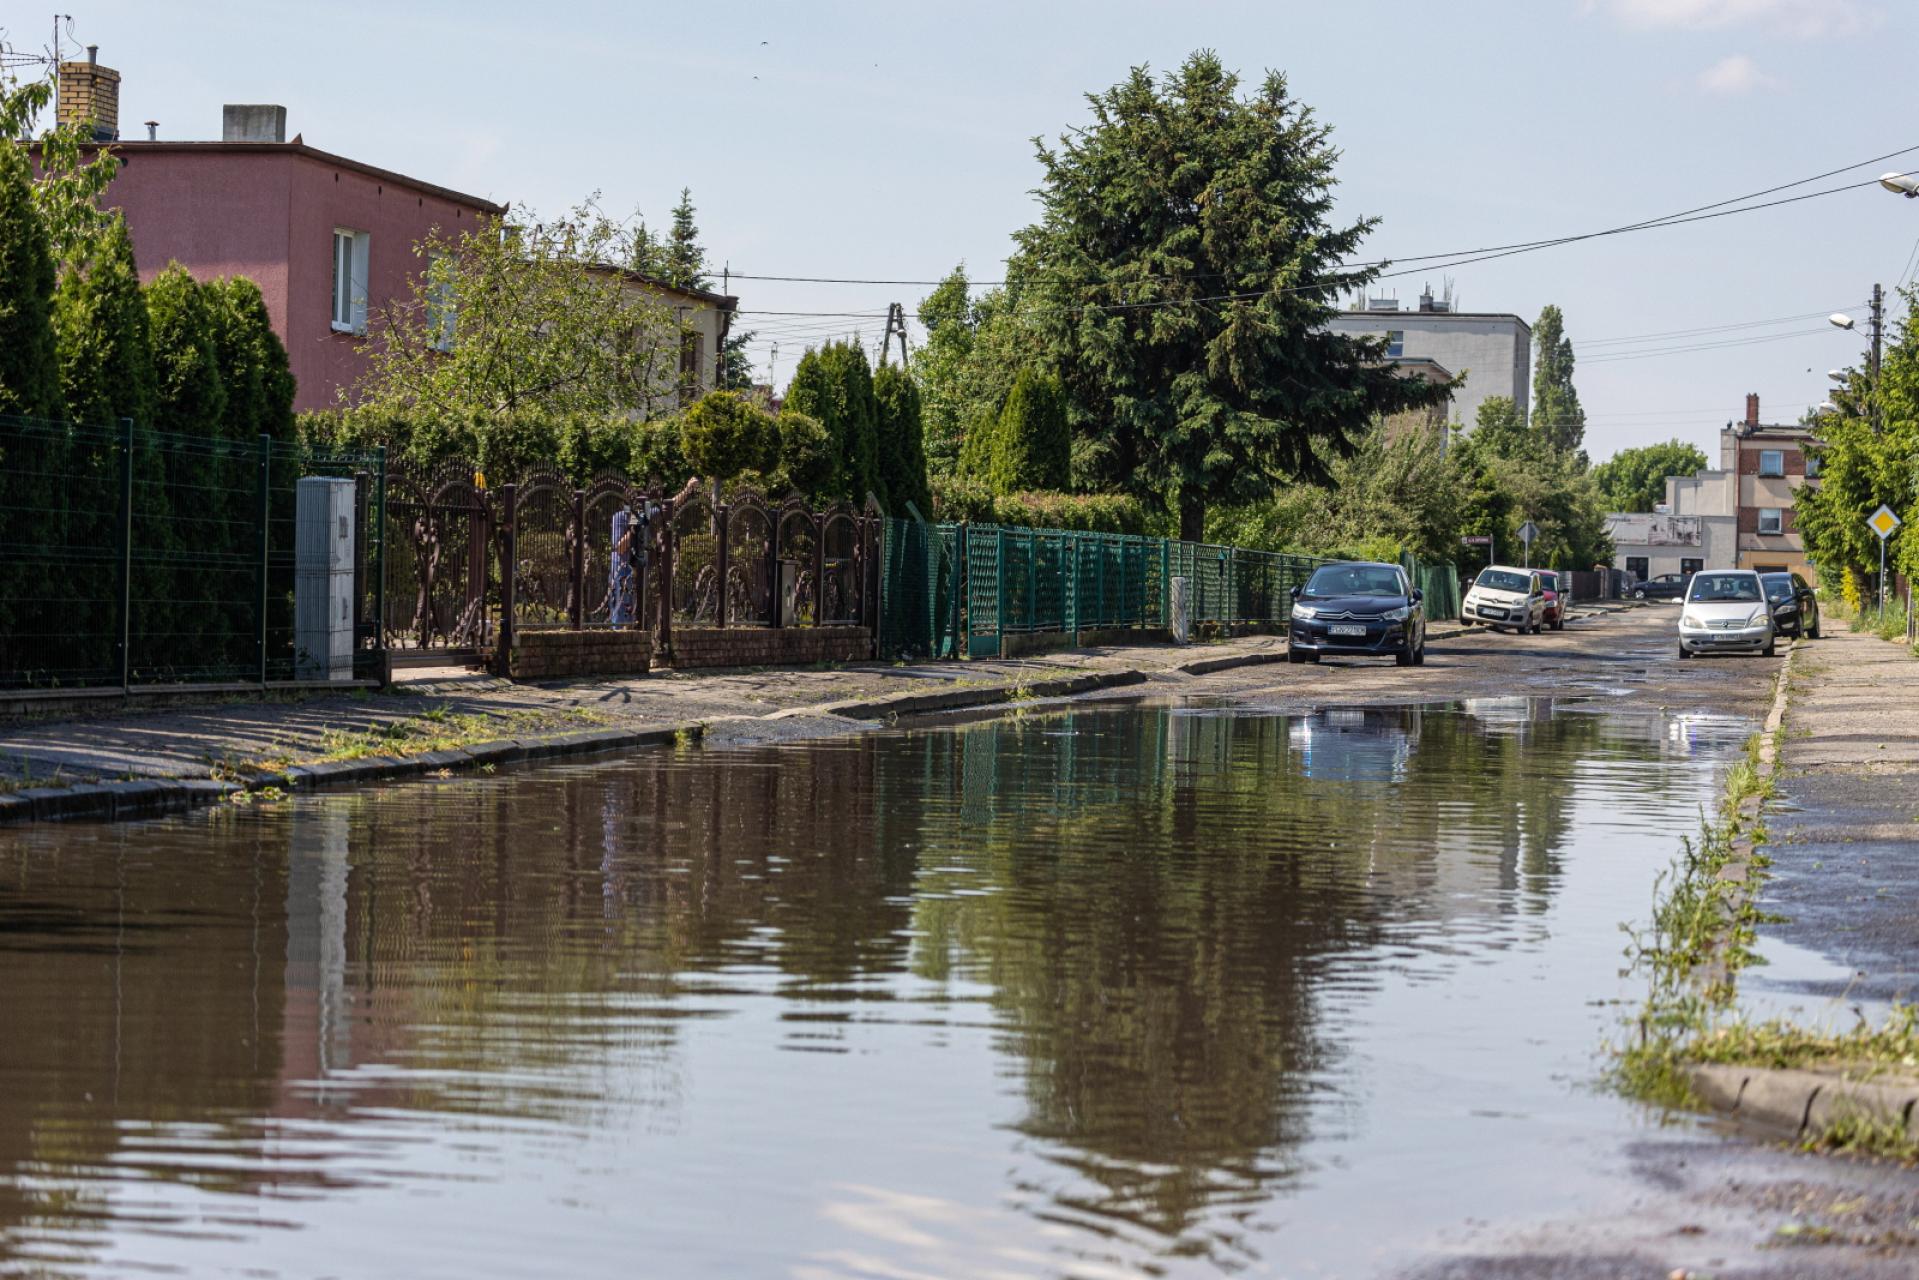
[0,702,1751,1280]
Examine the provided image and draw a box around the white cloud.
[1586,0,1876,38]
[1696,53,1784,93]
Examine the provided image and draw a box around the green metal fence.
[0,414,384,691]
[880,516,1470,660]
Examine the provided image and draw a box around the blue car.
[1287,561,1427,667]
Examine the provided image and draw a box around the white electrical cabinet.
[295,477,357,681]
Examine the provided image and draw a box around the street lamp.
[1829,313,1856,330]
[1880,171,1919,198]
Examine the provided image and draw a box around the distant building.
[1720,394,1818,580]
[1327,286,1530,431]
[1602,392,1820,584]
[64,51,735,414]
[1378,356,1454,447]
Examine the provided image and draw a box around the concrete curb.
[1687,1063,1919,1142]
[1673,639,1909,1143]
[0,724,695,826]
[789,669,1153,721]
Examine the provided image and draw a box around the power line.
[1577,307,1860,348]
[720,143,1919,291]
[1582,327,1833,364]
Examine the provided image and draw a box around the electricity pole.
[1871,282,1884,432]
[877,302,909,367]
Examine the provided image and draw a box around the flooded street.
[0,698,1758,1278]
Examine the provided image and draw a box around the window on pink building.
[331,229,370,334]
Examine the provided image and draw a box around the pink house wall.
[102,144,500,412]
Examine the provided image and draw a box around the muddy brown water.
[0,699,1755,1278]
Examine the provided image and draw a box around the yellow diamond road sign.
[1868,504,1901,540]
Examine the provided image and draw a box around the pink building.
[99,125,505,412]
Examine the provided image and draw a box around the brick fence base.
[667,626,872,670]
[509,629,653,679]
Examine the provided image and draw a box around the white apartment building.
[1327,288,1531,431]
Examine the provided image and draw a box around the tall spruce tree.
[1531,304,1586,459]
[989,367,1070,494]
[0,139,62,420]
[872,364,931,516]
[664,188,710,291]
[1014,52,1449,539]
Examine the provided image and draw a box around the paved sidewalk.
[1755,627,1919,1004]
[0,631,1298,786]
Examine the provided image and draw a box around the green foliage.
[1,64,121,266]
[207,278,296,442]
[774,410,836,497]
[1798,287,1919,587]
[1206,418,1458,562]
[352,200,683,422]
[53,214,156,428]
[911,266,1038,478]
[681,389,779,484]
[872,364,932,516]
[988,367,1070,494]
[929,474,1155,534]
[1455,397,1612,571]
[1530,304,1586,459]
[782,341,880,502]
[1590,439,1710,514]
[145,265,228,436]
[662,188,710,292]
[0,138,62,418]
[1009,52,1450,538]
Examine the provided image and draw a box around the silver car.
[1677,569,1776,658]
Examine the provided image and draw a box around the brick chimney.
[1744,392,1759,428]
[56,46,120,141]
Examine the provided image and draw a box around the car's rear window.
[1760,575,1794,601]
[1688,573,1761,603]
[1475,570,1530,593]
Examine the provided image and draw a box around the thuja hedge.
[929,474,1158,536]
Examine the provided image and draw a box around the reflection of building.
[1328,289,1530,430]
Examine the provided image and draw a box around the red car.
[1537,570,1566,631]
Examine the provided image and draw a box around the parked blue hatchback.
[1287,561,1427,667]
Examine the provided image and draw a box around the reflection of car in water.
[1287,706,1419,782]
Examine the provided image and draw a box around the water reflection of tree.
[904,702,1650,1264]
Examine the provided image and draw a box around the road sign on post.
[1517,521,1539,568]
[1867,504,1902,622]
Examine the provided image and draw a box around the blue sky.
[27,0,1919,462]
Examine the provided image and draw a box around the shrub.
[680,389,779,486]
[929,474,1153,535]
[989,367,1070,494]
[873,364,931,516]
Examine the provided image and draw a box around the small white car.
[1677,569,1776,658]
[1461,566,1547,635]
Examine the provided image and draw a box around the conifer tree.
[989,367,1070,494]
[0,140,62,420]
[147,264,229,437]
[664,188,710,291]
[782,340,880,502]
[208,278,296,442]
[873,364,931,516]
[53,213,157,428]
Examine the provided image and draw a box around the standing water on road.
[0,700,1751,1278]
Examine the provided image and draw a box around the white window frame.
[1385,328,1405,358]
[331,228,370,334]
[1758,507,1783,535]
[1804,452,1821,478]
[1758,448,1785,477]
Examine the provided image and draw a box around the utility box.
[296,477,357,681]
[1170,576,1192,645]
[775,559,802,627]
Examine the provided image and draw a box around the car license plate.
[1329,624,1366,637]
[1482,608,1507,619]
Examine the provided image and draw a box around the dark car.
[1288,561,1427,667]
[1631,572,1690,601]
[1760,571,1821,638]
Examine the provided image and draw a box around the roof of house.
[586,262,738,311]
[1334,310,1532,330]
[89,139,508,215]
